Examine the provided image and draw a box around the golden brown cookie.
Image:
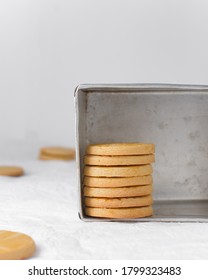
[0,230,36,260]
[84,175,152,187]
[0,166,24,177]
[84,165,152,177]
[84,154,155,166]
[39,147,75,160]
[86,143,155,156]
[39,155,72,161]
[85,206,153,219]
[85,195,153,208]
[84,184,153,198]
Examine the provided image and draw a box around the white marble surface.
[0,160,208,259]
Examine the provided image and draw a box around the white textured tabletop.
[0,160,208,260]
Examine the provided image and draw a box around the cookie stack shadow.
[83,143,155,219]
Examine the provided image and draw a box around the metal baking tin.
[75,84,208,222]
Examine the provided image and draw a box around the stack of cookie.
[83,143,155,219]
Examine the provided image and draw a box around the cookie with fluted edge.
[85,206,153,219]
[84,175,152,188]
[84,154,155,166]
[86,143,155,156]
[0,230,36,260]
[84,165,152,177]
[84,184,153,198]
[85,195,153,208]
[0,166,24,177]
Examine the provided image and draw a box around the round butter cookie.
[84,154,155,166]
[0,230,36,260]
[85,206,153,219]
[40,147,75,160]
[84,185,153,198]
[0,166,24,177]
[39,155,73,161]
[84,175,152,187]
[85,195,153,208]
[84,165,152,177]
[86,143,155,156]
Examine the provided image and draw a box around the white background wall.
[1,0,208,159]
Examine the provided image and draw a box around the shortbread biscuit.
[84,175,152,187]
[85,206,153,219]
[0,166,24,177]
[39,155,72,161]
[85,195,153,208]
[0,230,36,260]
[84,185,153,198]
[84,154,155,166]
[84,165,152,177]
[86,143,155,156]
[40,147,75,160]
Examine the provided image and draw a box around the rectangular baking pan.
[75,84,208,222]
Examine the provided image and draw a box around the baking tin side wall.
[76,89,88,218]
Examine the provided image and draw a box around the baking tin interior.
[75,84,208,222]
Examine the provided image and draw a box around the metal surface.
[75,84,208,222]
